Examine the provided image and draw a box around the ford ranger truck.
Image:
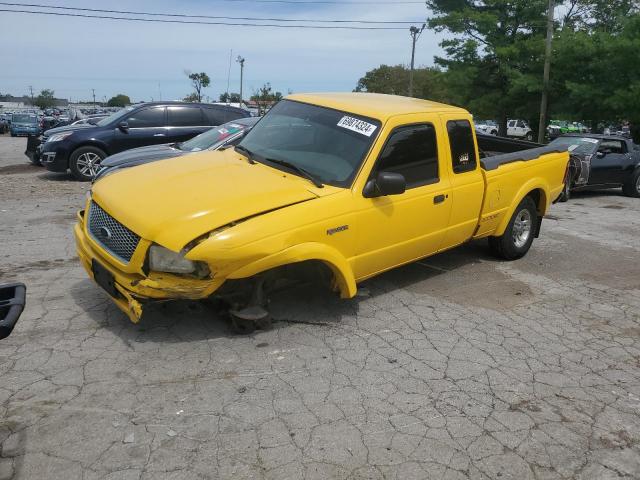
[74,93,569,333]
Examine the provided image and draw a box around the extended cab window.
[447,120,477,173]
[373,124,438,188]
[168,106,204,127]
[126,107,165,128]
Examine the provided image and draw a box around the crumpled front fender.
[226,242,357,299]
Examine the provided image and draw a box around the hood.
[44,123,95,136]
[91,149,321,251]
[101,144,184,168]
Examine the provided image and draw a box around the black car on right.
[549,134,640,200]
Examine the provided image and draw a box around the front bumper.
[11,128,39,136]
[42,143,71,172]
[74,209,223,322]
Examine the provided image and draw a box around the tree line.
[356,0,640,141]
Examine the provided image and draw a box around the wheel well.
[71,143,109,158]
[214,260,338,303]
[527,188,546,215]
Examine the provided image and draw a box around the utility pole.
[236,56,245,105]
[29,85,34,105]
[92,89,96,111]
[538,0,555,143]
[408,24,425,97]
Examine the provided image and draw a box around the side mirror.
[118,121,129,132]
[363,171,406,198]
[597,150,607,158]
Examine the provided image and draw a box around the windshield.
[549,136,599,155]
[12,114,37,124]
[96,107,134,127]
[180,122,248,152]
[239,100,381,187]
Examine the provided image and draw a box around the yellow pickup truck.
[75,93,568,332]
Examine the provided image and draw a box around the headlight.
[148,245,209,277]
[47,132,74,143]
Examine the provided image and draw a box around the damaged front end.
[74,206,224,323]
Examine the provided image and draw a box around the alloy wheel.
[76,152,102,177]
[512,209,532,248]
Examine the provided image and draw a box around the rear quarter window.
[447,120,478,174]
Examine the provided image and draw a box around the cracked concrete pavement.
[1,135,640,479]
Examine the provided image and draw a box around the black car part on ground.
[0,283,26,339]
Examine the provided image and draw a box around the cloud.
[1,0,444,102]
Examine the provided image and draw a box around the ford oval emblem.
[99,226,112,240]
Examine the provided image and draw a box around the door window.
[126,107,165,128]
[508,121,516,128]
[599,140,626,154]
[203,108,227,126]
[167,106,205,127]
[372,124,439,189]
[447,120,477,174]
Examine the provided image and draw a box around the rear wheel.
[489,196,538,260]
[525,132,534,141]
[622,170,640,198]
[69,146,106,181]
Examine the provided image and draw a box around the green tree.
[107,94,131,107]
[219,92,241,103]
[34,89,56,109]
[250,83,283,114]
[426,0,549,135]
[185,71,210,102]
[354,64,452,103]
[552,13,640,138]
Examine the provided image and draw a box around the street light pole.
[236,56,245,105]
[408,24,425,98]
[538,0,555,143]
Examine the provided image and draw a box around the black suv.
[37,102,250,180]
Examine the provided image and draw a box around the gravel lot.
[1,134,640,480]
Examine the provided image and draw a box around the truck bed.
[472,133,569,239]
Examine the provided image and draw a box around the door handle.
[153,133,166,137]
[434,194,447,204]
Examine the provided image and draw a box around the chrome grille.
[87,201,140,263]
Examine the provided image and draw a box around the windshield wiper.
[265,158,324,188]
[234,145,256,164]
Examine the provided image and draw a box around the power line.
[0,9,409,29]
[0,2,424,24]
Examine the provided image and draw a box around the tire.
[558,181,570,202]
[69,146,106,181]
[488,196,538,260]
[525,132,534,141]
[622,170,640,198]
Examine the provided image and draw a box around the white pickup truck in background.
[507,119,534,141]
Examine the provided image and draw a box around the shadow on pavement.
[70,239,495,342]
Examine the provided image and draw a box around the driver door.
[353,117,452,280]
[589,139,629,185]
[113,106,168,153]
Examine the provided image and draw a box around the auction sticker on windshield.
[337,116,377,137]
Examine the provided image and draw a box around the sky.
[0,0,444,103]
